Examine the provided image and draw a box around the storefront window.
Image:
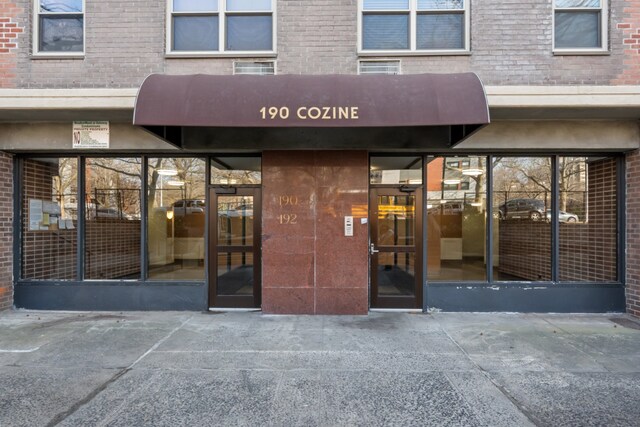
[559,156,617,282]
[370,156,422,184]
[22,157,78,280]
[85,158,141,280]
[148,158,206,280]
[427,156,486,281]
[492,157,552,281]
[210,156,261,185]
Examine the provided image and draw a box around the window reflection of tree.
[148,158,206,209]
[52,158,77,219]
[86,158,141,219]
[492,157,586,212]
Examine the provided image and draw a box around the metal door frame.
[208,187,262,308]
[369,187,423,309]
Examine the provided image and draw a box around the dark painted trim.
[422,156,428,311]
[141,156,148,281]
[13,156,22,287]
[77,156,85,280]
[428,283,626,313]
[14,282,207,311]
[486,155,493,283]
[618,156,626,286]
[205,158,211,306]
[552,155,559,282]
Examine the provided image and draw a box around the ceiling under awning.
[132,73,489,150]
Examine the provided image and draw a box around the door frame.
[208,187,262,308]
[369,187,424,309]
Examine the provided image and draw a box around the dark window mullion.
[552,155,559,283]
[486,155,493,283]
[617,156,625,283]
[78,156,85,281]
[141,156,148,281]
[14,157,23,282]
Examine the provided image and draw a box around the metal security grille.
[233,61,275,75]
[358,60,401,75]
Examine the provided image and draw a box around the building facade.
[0,0,639,316]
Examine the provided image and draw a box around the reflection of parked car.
[498,198,546,221]
[94,207,134,220]
[427,201,463,215]
[172,199,205,215]
[546,210,578,223]
[220,204,253,218]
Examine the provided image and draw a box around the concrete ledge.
[1,86,640,110]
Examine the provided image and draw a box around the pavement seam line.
[534,314,613,373]
[45,315,193,427]
[437,320,543,427]
[127,315,194,369]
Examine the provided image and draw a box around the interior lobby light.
[462,168,483,177]
[443,179,461,185]
[167,180,185,186]
[157,169,178,176]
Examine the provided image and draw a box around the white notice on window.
[72,121,110,149]
[29,199,43,231]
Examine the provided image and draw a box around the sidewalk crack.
[46,315,193,427]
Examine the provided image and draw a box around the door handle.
[370,243,379,254]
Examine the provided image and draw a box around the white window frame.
[32,0,85,57]
[552,0,608,55]
[357,0,470,56]
[166,0,277,57]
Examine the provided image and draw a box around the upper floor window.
[553,0,608,53]
[168,0,275,55]
[359,0,469,55]
[34,0,84,55]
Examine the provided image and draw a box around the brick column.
[612,1,640,84]
[0,2,24,88]
[0,153,13,310]
[626,150,640,318]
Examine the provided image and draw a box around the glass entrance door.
[370,188,423,309]
[209,188,261,308]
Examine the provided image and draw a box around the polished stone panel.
[316,287,369,315]
[261,287,315,315]
[262,151,369,314]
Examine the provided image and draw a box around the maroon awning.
[133,73,489,128]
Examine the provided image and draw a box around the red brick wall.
[22,160,78,280]
[0,153,13,310]
[0,2,24,88]
[613,1,640,84]
[498,222,552,281]
[85,219,141,279]
[21,159,141,281]
[498,158,618,283]
[626,150,640,318]
[559,158,618,282]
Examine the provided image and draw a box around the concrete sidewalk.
[0,311,639,427]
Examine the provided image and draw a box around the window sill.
[358,49,471,57]
[553,49,610,56]
[166,51,277,59]
[31,53,85,60]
